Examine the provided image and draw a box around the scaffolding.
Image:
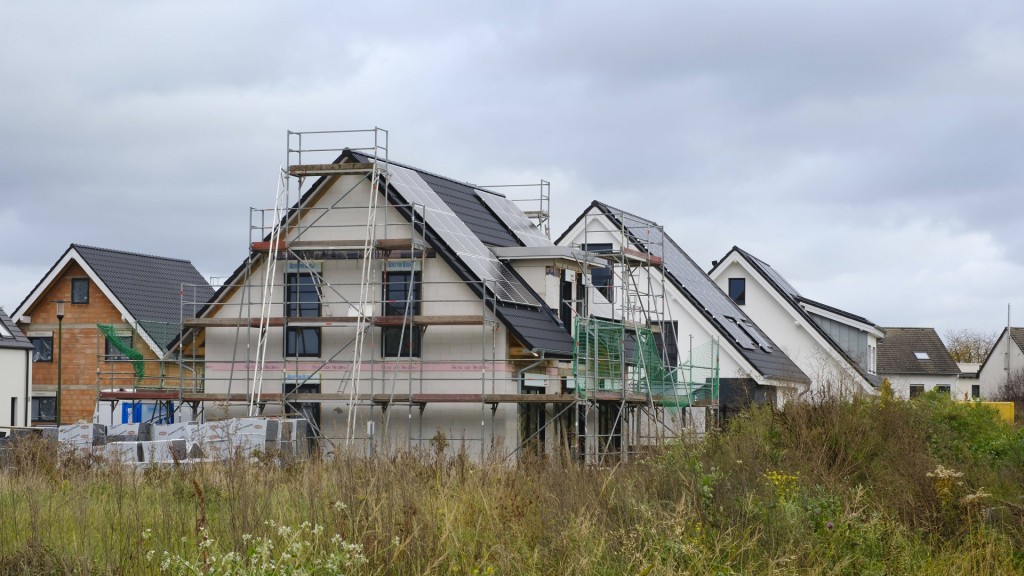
[94,129,714,462]
[561,205,722,463]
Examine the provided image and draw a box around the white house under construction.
[556,202,810,415]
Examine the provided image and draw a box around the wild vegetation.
[0,393,1022,575]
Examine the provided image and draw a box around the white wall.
[977,331,1024,399]
[710,258,874,397]
[201,173,536,456]
[885,374,962,400]
[0,348,31,428]
[556,208,772,387]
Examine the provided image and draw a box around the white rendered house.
[709,247,882,397]
[556,202,809,412]
[0,308,33,428]
[977,327,1024,399]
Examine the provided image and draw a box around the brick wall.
[19,261,189,424]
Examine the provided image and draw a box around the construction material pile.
[5,418,312,466]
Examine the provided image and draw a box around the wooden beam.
[287,162,375,176]
[183,315,485,328]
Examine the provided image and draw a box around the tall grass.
[0,393,1021,575]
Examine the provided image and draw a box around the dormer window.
[914,352,929,360]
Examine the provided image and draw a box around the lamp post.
[55,300,65,427]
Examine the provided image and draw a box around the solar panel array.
[744,251,801,297]
[611,208,774,352]
[388,165,539,307]
[475,191,552,248]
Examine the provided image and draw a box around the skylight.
[0,323,11,338]
[914,352,929,360]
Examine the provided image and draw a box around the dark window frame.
[728,278,746,305]
[935,385,951,396]
[30,337,53,363]
[653,320,680,367]
[971,384,980,399]
[104,333,132,362]
[284,272,322,358]
[71,278,89,304]
[381,270,423,358]
[909,384,925,398]
[31,396,56,423]
[592,266,614,302]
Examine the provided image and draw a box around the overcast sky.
[2,1,1022,338]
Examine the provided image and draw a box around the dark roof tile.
[73,245,213,352]
[0,308,33,350]
[877,327,960,376]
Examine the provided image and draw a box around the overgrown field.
[1,393,1022,575]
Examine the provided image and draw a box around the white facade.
[556,206,805,402]
[977,328,1024,399]
[709,252,880,397]
[0,315,32,428]
[885,375,962,400]
[200,171,568,458]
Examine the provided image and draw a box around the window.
[71,278,89,304]
[935,385,951,396]
[914,352,930,360]
[0,322,11,338]
[382,270,422,358]
[909,384,924,398]
[592,267,614,301]
[971,384,980,399]
[868,344,876,374]
[284,272,321,357]
[653,321,679,367]
[31,397,56,423]
[10,398,16,426]
[728,278,746,305]
[286,328,321,358]
[104,333,132,362]
[30,337,53,362]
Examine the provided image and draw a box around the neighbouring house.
[12,245,213,425]
[556,202,809,414]
[0,308,33,429]
[181,140,664,462]
[709,247,883,397]
[977,327,1024,400]
[876,327,962,399]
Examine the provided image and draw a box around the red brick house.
[12,245,212,425]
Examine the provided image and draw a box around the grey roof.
[365,155,573,356]
[55,245,212,353]
[0,308,33,351]
[574,202,808,384]
[721,246,881,387]
[877,327,960,376]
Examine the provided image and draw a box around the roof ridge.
[592,201,659,226]
[72,243,195,265]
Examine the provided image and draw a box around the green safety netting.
[97,324,145,382]
[573,317,719,407]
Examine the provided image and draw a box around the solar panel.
[387,165,539,307]
[476,190,551,248]
[609,208,767,351]
[745,251,801,297]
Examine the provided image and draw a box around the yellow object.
[980,402,1015,424]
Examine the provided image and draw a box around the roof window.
[914,352,930,360]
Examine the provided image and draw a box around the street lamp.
[55,300,65,427]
